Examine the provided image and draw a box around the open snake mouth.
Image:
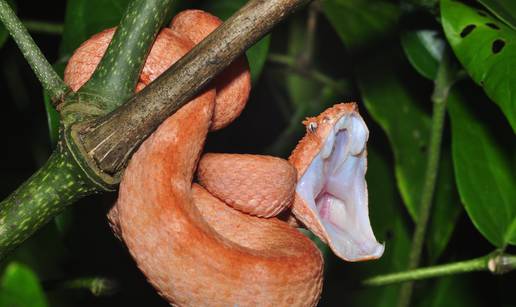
[296,113,384,261]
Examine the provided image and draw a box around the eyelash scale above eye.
[307,122,318,133]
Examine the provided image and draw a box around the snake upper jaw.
[290,103,384,262]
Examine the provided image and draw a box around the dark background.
[0,1,514,306]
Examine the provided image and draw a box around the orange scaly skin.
[65,5,385,305]
[198,153,297,217]
[65,10,325,306]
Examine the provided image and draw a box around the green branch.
[0,149,98,260]
[364,252,516,286]
[23,20,63,35]
[78,0,174,112]
[0,0,69,104]
[0,0,175,260]
[398,52,460,307]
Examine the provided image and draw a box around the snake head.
[289,102,384,262]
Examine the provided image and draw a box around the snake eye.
[307,122,318,133]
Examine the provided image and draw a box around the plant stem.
[23,20,63,35]
[78,0,174,111]
[0,149,98,260]
[268,53,347,93]
[364,252,516,287]
[397,52,458,307]
[0,0,69,104]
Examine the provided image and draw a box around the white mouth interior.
[296,114,384,261]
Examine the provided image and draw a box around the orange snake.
[64,10,383,307]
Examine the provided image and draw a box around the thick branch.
[74,0,310,178]
[0,0,69,104]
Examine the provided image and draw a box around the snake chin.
[296,113,385,262]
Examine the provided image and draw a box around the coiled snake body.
[64,10,383,307]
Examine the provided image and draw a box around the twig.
[297,0,320,67]
[365,252,516,287]
[0,0,69,104]
[23,20,63,35]
[268,53,347,93]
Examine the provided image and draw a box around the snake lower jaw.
[295,110,385,262]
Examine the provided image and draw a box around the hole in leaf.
[492,39,505,54]
[460,25,476,38]
[486,23,500,30]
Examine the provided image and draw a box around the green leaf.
[0,0,16,48]
[448,86,516,247]
[478,0,516,30]
[356,48,461,259]
[245,36,270,83]
[203,0,270,83]
[323,0,399,52]
[60,0,132,56]
[400,30,445,80]
[441,0,516,132]
[0,262,48,307]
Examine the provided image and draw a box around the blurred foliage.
[59,0,131,56]
[400,29,444,80]
[325,0,460,261]
[323,0,400,52]
[0,262,48,307]
[0,0,514,306]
